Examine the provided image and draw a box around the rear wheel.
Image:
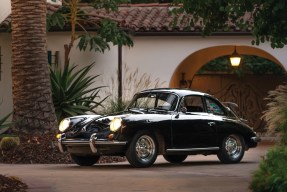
[163,154,187,164]
[217,134,245,164]
[71,154,100,166]
[126,130,158,168]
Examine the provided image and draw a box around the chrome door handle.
[208,122,216,126]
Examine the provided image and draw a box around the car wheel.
[163,154,188,164]
[217,134,245,164]
[126,130,158,168]
[70,154,100,166]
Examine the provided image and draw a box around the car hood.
[67,110,172,128]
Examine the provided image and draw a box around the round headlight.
[110,117,122,132]
[59,118,71,132]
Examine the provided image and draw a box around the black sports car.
[55,88,260,168]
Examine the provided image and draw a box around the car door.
[171,95,218,149]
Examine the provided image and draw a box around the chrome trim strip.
[89,133,97,153]
[251,136,261,143]
[60,140,127,146]
[58,133,66,153]
[166,147,219,152]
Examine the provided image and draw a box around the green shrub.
[250,146,287,192]
[50,63,108,121]
[0,137,20,151]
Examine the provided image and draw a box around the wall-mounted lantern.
[230,46,241,67]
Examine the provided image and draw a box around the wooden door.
[191,74,287,132]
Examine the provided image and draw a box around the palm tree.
[11,0,57,134]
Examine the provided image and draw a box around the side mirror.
[181,107,187,113]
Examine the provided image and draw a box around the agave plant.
[0,112,12,135]
[50,63,108,122]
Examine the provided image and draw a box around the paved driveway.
[0,141,273,192]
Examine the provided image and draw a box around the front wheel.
[163,154,188,164]
[71,154,100,166]
[217,134,245,164]
[126,130,158,168]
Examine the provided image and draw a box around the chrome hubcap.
[225,136,242,159]
[135,135,155,162]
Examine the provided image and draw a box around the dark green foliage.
[198,55,285,77]
[78,34,110,52]
[46,0,133,53]
[78,19,133,52]
[50,63,108,121]
[173,0,287,48]
[130,0,158,3]
[90,0,130,11]
[81,0,159,4]
[46,12,66,31]
[250,146,287,192]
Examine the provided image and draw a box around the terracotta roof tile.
[0,3,253,34]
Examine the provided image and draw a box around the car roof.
[138,88,211,97]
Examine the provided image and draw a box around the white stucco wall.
[124,36,287,83]
[0,0,11,23]
[0,33,12,118]
[1,32,287,117]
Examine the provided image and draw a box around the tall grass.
[262,84,287,144]
[250,83,287,191]
[103,64,165,114]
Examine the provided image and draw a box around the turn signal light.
[108,134,114,140]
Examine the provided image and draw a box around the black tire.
[217,134,245,164]
[126,130,158,168]
[70,154,100,166]
[163,154,188,164]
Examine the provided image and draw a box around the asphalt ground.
[0,139,274,192]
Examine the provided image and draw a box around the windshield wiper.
[148,108,169,113]
[127,108,145,114]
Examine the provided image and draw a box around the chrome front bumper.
[56,133,127,153]
[251,136,261,143]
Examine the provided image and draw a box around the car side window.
[205,97,225,116]
[182,95,204,112]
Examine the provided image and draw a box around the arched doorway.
[169,45,287,132]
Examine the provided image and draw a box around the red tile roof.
[0,3,253,35]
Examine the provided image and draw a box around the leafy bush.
[50,63,108,121]
[250,146,287,192]
[0,137,20,151]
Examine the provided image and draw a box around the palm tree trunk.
[11,0,57,134]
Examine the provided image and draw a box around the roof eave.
[132,31,252,36]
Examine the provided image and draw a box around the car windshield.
[128,92,178,111]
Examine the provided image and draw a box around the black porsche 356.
[55,88,260,168]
